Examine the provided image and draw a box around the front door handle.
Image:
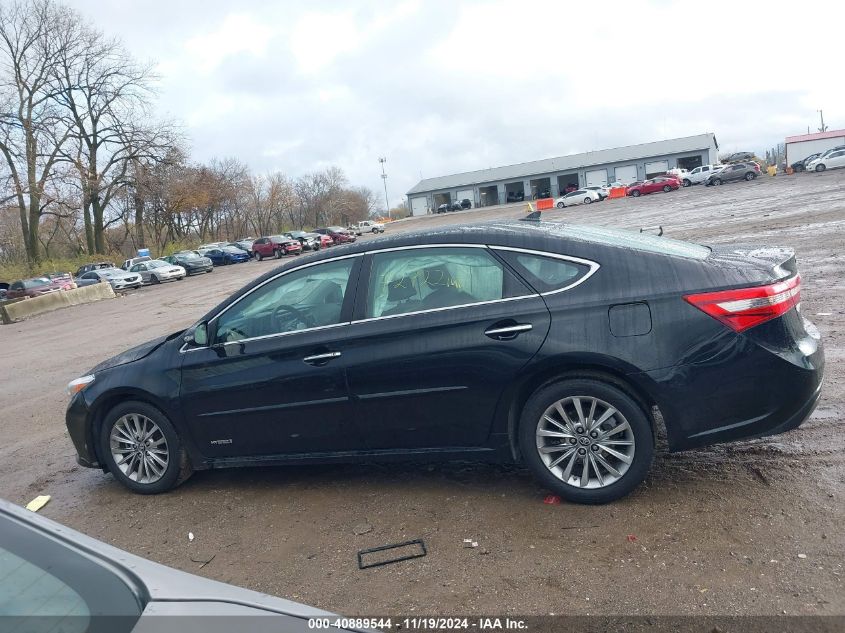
[303,351,341,366]
[484,323,533,340]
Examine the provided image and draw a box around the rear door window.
[495,249,595,294]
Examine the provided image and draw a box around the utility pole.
[817,110,827,133]
[378,157,390,219]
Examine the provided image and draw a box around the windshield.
[177,252,201,260]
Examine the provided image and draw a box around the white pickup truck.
[681,164,725,187]
[349,220,385,235]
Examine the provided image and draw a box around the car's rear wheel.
[712,178,722,186]
[662,185,671,192]
[745,172,755,181]
[519,379,654,504]
[254,252,262,262]
[150,274,160,284]
[815,164,825,172]
[683,179,691,187]
[99,400,191,494]
[631,190,641,197]
[584,197,592,204]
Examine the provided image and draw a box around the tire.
[683,179,691,187]
[274,249,282,259]
[556,201,565,208]
[176,276,184,281]
[150,274,160,285]
[815,164,825,172]
[631,190,641,197]
[584,197,592,204]
[98,400,192,494]
[518,378,654,504]
[712,178,722,186]
[662,185,671,192]
[254,252,262,262]
[372,228,378,233]
[745,172,755,181]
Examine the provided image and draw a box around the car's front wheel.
[815,164,825,172]
[683,179,691,187]
[631,190,641,197]
[662,185,672,192]
[712,178,722,186]
[99,400,191,494]
[584,197,592,204]
[745,172,755,181]
[556,201,565,208]
[518,378,654,504]
[254,252,263,261]
[150,274,160,284]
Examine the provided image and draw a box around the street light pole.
[378,157,390,219]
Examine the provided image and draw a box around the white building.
[785,129,845,167]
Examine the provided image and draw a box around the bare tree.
[0,0,77,265]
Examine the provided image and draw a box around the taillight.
[683,275,800,333]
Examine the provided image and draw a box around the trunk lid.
[706,245,797,283]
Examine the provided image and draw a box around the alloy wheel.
[109,413,170,484]
[535,396,635,489]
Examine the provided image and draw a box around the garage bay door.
[585,169,608,187]
[644,160,669,178]
[615,165,638,184]
[456,189,474,205]
[410,196,428,216]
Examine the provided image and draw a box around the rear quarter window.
[494,249,594,294]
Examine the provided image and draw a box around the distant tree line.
[0,0,378,267]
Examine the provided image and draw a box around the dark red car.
[7,277,64,299]
[626,176,681,197]
[314,226,356,245]
[251,235,302,261]
[318,234,334,249]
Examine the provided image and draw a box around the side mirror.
[185,322,209,347]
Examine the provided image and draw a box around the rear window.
[547,224,711,259]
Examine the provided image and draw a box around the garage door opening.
[677,155,703,171]
[479,185,499,207]
[433,193,452,211]
[614,165,638,184]
[456,189,474,208]
[644,160,669,179]
[556,174,579,195]
[505,182,525,203]
[530,177,551,200]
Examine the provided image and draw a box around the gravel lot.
[1,171,843,617]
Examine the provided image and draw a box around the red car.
[318,234,334,248]
[42,272,76,290]
[315,226,356,245]
[251,235,302,261]
[626,175,681,197]
[7,277,64,299]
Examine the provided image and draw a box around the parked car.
[681,164,725,186]
[76,267,142,291]
[356,220,386,233]
[72,272,104,288]
[704,162,759,186]
[64,219,823,504]
[42,271,76,290]
[0,498,352,629]
[460,198,473,209]
[314,227,356,244]
[347,224,363,236]
[162,251,214,275]
[200,245,251,265]
[626,176,681,197]
[805,148,845,172]
[666,168,689,182]
[436,203,450,213]
[506,191,525,203]
[75,261,115,277]
[285,230,322,250]
[791,153,820,173]
[6,277,64,299]
[450,201,463,211]
[198,242,226,250]
[235,238,255,254]
[317,233,334,248]
[532,190,551,200]
[121,255,151,271]
[585,186,609,200]
[252,235,302,261]
[128,260,186,284]
[0,288,6,301]
[725,151,755,163]
[555,189,601,207]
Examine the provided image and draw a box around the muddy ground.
[1,171,843,617]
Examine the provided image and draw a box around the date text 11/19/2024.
[308,617,529,630]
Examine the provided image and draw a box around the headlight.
[67,375,95,396]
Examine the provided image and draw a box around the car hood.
[90,330,181,373]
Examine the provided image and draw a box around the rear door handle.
[303,351,341,366]
[484,323,533,339]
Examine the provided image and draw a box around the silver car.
[129,259,186,284]
[0,498,351,631]
[76,267,142,291]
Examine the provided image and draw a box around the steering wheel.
[271,304,315,332]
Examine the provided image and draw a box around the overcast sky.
[65,0,841,209]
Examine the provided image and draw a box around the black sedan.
[65,220,823,503]
[162,251,214,274]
